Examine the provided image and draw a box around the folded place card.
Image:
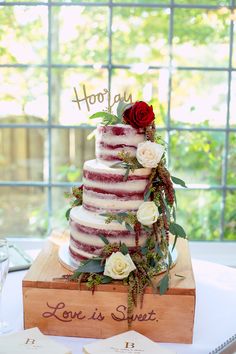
[83,330,177,354]
[0,327,72,354]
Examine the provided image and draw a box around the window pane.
[174,0,230,5]
[227,133,236,185]
[170,70,228,128]
[51,128,95,183]
[51,6,108,65]
[233,19,236,68]
[224,191,236,241]
[0,6,48,64]
[176,189,222,241]
[0,186,48,237]
[51,0,107,2]
[0,128,47,182]
[51,68,108,125]
[0,68,48,123]
[173,8,230,67]
[111,69,169,127]
[3,0,47,2]
[230,72,236,127]
[169,131,225,185]
[112,7,169,66]
[51,187,71,231]
[113,0,170,2]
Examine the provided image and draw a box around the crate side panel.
[23,287,195,343]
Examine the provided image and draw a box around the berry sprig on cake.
[65,100,187,323]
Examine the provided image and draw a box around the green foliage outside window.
[0,3,235,240]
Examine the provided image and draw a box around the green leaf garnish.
[169,223,187,238]
[125,222,134,232]
[99,234,110,245]
[65,208,72,221]
[123,165,130,181]
[89,111,117,125]
[76,259,104,273]
[155,244,163,258]
[144,188,152,202]
[171,234,178,252]
[159,274,169,295]
[117,212,128,217]
[116,100,132,120]
[163,198,171,221]
[171,176,187,188]
[110,162,125,168]
[168,251,173,269]
[101,276,113,284]
[100,213,110,217]
[141,246,148,255]
[120,243,129,255]
[175,273,186,279]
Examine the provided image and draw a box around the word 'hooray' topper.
[73,84,133,112]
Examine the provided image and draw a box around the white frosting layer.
[83,190,143,211]
[97,146,136,157]
[70,206,127,231]
[96,124,146,165]
[97,133,144,146]
[84,159,150,176]
[70,223,146,248]
[83,178,148,192]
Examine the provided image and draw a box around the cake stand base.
[58,243,79,272]
[58,243,178,274]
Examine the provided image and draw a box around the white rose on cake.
[136,141,165,168]
[104,252,136,280]
[137,201,159,226]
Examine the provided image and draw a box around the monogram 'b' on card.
[83,330,176,354]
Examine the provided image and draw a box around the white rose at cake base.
[104,252,136,280]
[137,201,159,226]
[136,141,165,168]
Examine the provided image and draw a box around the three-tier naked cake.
[69,124,151,263]
[66,100,186,294]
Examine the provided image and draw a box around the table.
[1,259,236,354]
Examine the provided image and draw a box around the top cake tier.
[96,124,145,166]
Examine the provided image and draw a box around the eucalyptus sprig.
[88,101,133,126]
[101,211,138,232]
[64,185,83,220]
[111,151,142,181]
[89,111,119,125]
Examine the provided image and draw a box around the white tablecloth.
[1,259,236,354]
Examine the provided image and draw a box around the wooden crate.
[22,231,196,344]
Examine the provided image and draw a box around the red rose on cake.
[123,101,155,129]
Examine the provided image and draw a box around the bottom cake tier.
[69,206,147,263]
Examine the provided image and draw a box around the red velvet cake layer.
[96,124,146,164]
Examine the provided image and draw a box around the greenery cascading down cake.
[66,101,187,305]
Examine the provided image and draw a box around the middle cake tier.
[82,159,151,213]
